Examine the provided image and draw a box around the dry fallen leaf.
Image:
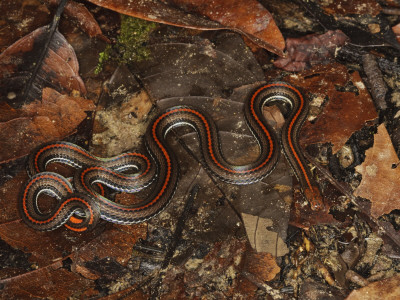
[241,213,288,256]
[0,263,92,299]
[0,26,86,106]
[86,0,285,55]
[0,172,27,223]
[274,30,349,72]
[290,189,337,229]
[286,63,378,153]
[321,0,381,16]
[44,0,109,41]
[354,124,400,217]
[345,273,400,300]
[393,23,400,43]
[243,251,280,282]
[0,88,95,163]
[74,225,147,279]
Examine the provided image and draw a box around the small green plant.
[95,15,156,74]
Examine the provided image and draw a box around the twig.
[21,0,68,103]
[304,152,400,251]
[150,184,200,299]
[241,271,287,300]
[362,53,388,111]
[303,151,356,201]
[382,7,400,15]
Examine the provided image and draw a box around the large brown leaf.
[354,124,400,217]
[0,25,86,107]
[86,0,285,56]
[285,63,378,154]
[0,88,95,163]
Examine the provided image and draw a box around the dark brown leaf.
[0,262,92,299]
[74,225,146,279]
[45,0,109,41]
[86,0,285,55]
[320,0,381,16]
[285,63,378,153]
[0,172,27,223]
[0,25,86,107]
[0,88,95,163]
[0,0,52,52]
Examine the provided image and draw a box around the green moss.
[95,15,156,74]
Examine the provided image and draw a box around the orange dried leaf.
[244,251,280,282]
[354,124,400,217]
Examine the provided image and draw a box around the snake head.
[304,186,324,211]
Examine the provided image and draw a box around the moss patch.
[95,15,156,74]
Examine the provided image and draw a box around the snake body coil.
[20,83,323,231]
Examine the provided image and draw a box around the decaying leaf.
[44,0,109,41]
[0,0,52,53]
[0,217,105,268]
[92,66,153,157]
[0,88,95,163]
[244,251,280,282]
[290,190,337,229]
[320,0,381,16]
[86,0,285,55]
[74,225,147,280]
[0,263,92,299]
[354,124,400,217]
[0,172,27,223]
[285,63,378,153]
[164,238,248,298]
[0,25,86,107]
[241,213,288,256]
[393,23,400,43]
[274,30,349,71]
[346,273,400,300]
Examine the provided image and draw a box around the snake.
[19,82,323,231]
